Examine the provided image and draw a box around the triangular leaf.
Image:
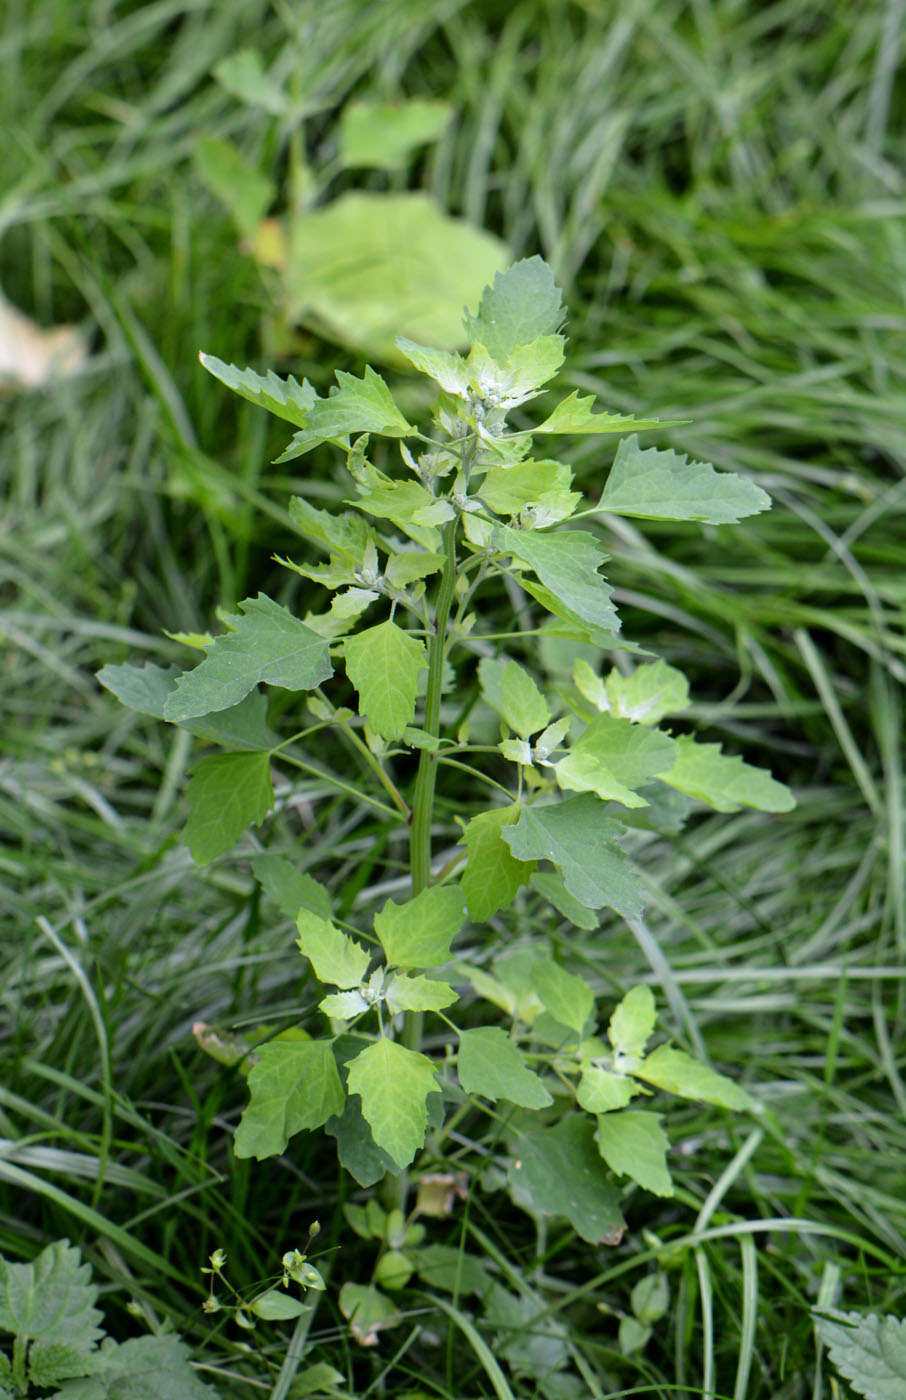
[531,871,598,930]
[458,1027,552,1108]
[595,1110,674,1197]
[346,1038,438,1169]
[234,1038,345,1159]
[199,353,315,427]
[555,713,677,808]
[479,657,550,739]
[502,795,643,917]
[374,885,466,968]
[296,910,370,989]
[464,256,563,361]
[184,751,274,865]
[508,1115,625,1244]
[496,525,619,633]
[598,435,771,523]
[530,956,594,1035]
[656,735,795,813]
[577,1067,638,1113]
[460,805,536,921]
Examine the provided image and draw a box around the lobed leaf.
[199,353,315,426]
[460,805,536,921]
[595,1111,674,1197]
[233,1038,345,1159]
[598,435,771,523]
[0,1240,102,1351]
[502,795,643,917]
[609,985,657,1059]
[374,885,466,969]
[296,910,370,989]
[508,1116,625,1244]
[496,525,619,633]
[636,1044,753,1110]
[656,736,795,813]
[532,392,676,436]
[464,255,563,361]
[814,1309,906,1399]
[346,1038,439,1169]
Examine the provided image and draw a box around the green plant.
[99,256,792,1284]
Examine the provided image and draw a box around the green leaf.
[656,735,795,813]
[385,974,459,1015]
[530,957,594,1035]
[289,496,371,566]
[464,256,563,361]
[296,910,370,989]
[326,1089,400,1188]
[497,525,619,633]
[234,1038,345,1159]
[634,1045,753,1111]
[199,353,315,427]
[320,990,369,1019]
[279,366,414,459]
[163,594,332,721]
[478,657,550,739]
[480,458,576,517]
[814,1309,906,1400]
[532,392,676,436]
[632,1272,670,1324]
[577,1066,638,1113]
[508,1115,625,1244]
[349,476,442,550]
[595,1110,674,1196]
[55,1334,220,1399]
[531,871,598,930]
[395,337,469,394]
[555,713,677,808]
[0,1241,102,1355]
[374,885,466,968]
[416,1245,491,1297]
[385,550,446,587]
[457,1027,552,1108]
[343,620,427,740]
[213,48,289,115]
[284,191,507,361]
[460,804,536,921]
[338,1282,399,1346]
[346,1038,439,1169]
[304,585,378,640]
[292,1362,346,1397]
[249,1289,309,1321]
[598,435,771,523]
[184,752,274,865]
[97,662,177,718]
[606,659,691,725]
[99,663,276,749]
[502,795,643,917]
[194,136,274,237]
[466,335,565,405]
[609,985,657,1059]
[250,854,331,920]
[339,99,451,169]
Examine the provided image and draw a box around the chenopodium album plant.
[101,257,794,1237]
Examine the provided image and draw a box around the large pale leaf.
[458,1027,552,1108]
[656,736,795,813]
[184,752,274,865]
[163,594,332,721]
[496,526,619,633]
[199,353,314,426]
[460,804,536,921]
[296,910,370,989]
[464,256,563,360]
[634,1044,753,1111]
[233,1038,345,1159]
[346,1038,438,1169]
[343,620,427,740]
[284,192,507,361]
[374,885,466,969]
[339,99,451,169]
[508,1116,625,1244]
[502,795,643,917]
[598,435,771,523]
[815,1309,906,1399]
[595,1110,674,1197]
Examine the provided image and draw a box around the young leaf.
[385,550,447,587]
[634,1045,753,1111]
[320,991,370,1020]
[464,256,563,361]
[350,476,442,550]
[595,1110,674,1197]
[555,714,677,808]
[480,459,576,517]
[289,495,371,565]
[478,657,550,739]
[0,1241,103,1361]
[346,1038,439,1169]
[814,1309,906,1400]
[466,335,565,404]
[199,353,315,427]
[460,804,537,921]
[296,910,371,989]
[338,1282,399,1346]
[457,1027,552,1108]
[606,659,691,725]
[531,871,598,930]
[609,985,657,1059]
[374,885,466,969]
[234,1038,345,1159]
[184,752,274,865]
[508,1115,625,1245]
[340,99,451,169]
[598,435,771,523]
[395,337,468,394]
[292,1362,347,1398]
[343,620,427,740]
[385,973,459,1015]
[577,1066,638,1113]
[163,594,332,722]
[532,392,675,437]
[655,735,795,813]
[250,853,332,920]
[304,586,378,640]
[502,795,643,917]
[496,525,620,633]
[530,956,594,1035]
[213,48,290,115]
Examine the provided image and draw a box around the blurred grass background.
[2,1,905,1395]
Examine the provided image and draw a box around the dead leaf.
[0,294,87,390]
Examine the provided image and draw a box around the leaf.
[555,714,677,808]
[396,337,469,394]
[502,795,643,917]
[289,495,371,565]
[183,752,274,865]
[814,1309,906,1399]
[348,476,441,550]
[464,256,563,361]
[609,985,657,1059]
[292,1362,346,1397]
[656,736,795,813]
[532,392,676,436]
[374,885,466,969]
[326,1091,400,1188]
[466,335,565,406]
[99,663,276,748]
[249,1289,309,1321]
[576,1067,638,1113]
[279,367,414,459]
[163,594,332,722]
[531,871,598,930]
[0,1241,102,1355]
[606,659,691,725]
[55,1334,220,1399]
[385,974,459,1015]
[634,1045,753,1111]
[283,192,507,361]
[385,550,446,587]
[457,1027,552,1108]
[296,910,370,989]
[496,525,619,633]
[595,1110,674,1196]
[198,353,314,427]
[480,458,576,517]
[319,990,369,1019]
[250,854,331,920]
[346,1038,439,1169]
[340,99,451,169]
[478,657,550,739]
[213,48,290,115]
[304,586,378,640]
[460,805,536,921]
[530,957,594,1035]
[338,1283,399,1346]
[343,620,427,740]
[416,1245,491,1297]
[598,435,771,523]
[508,1115,625,1244]
[193,138,274,237]
[233,1038,345,1159]
[97,662,178,718]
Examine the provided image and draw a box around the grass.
[2,0,905,1395]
